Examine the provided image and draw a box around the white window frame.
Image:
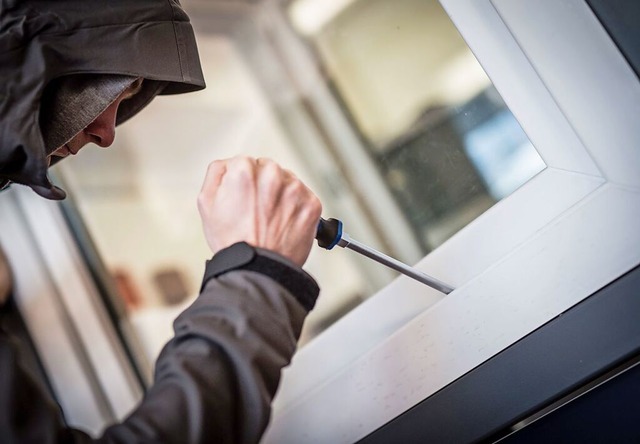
[0,188,144,436]
[263,0,640,442]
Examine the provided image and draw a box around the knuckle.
[231,157,254,178]
[258,156,275,165]
[196,192,207,213]
[211,158,225,168]
[238,157,258,177]
[306,198,322,220]
[290,180,305,194]
[205,159,226,182]
[311,196,322,216]
[239,155,255,166]
[262,160,282,179]
[297,191,319,210]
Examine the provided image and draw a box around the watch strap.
[201,242,319,311]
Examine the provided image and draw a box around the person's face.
[49,78,144,159]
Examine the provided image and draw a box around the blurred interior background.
[53,0,544,373]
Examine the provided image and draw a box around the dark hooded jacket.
[0,1,319,443]
[0,0,205,199]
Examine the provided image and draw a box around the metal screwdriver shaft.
[316,218,454,295]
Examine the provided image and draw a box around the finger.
[281,167,298,184]
[289,182,322,226]
[226,156,258,189]
[257,159,284,211]
[257,160,287,242]
[198,160,227,210]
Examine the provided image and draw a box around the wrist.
[201,242,319,311]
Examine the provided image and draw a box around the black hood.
[0,0,205,200]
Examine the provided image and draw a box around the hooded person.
[0,1,322,443]
[0,0,205,199]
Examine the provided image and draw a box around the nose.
[83,99,119,147]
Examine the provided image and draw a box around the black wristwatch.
[200,242,318,311]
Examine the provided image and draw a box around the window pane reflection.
[290,0,544,252]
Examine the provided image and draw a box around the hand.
[197,156,322,267]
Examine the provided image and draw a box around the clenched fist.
[197,156,322,267]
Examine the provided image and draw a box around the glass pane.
[288,0,545,252]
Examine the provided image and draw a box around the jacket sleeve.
[0,245,319,444]
[99,246,319,444]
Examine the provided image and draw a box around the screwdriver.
[316,217,454,295]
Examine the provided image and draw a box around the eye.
[123,78,144,101]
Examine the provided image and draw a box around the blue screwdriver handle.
[316,217,343,250]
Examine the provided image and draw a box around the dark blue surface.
[500,362,640,443]
[587,0,640,79]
